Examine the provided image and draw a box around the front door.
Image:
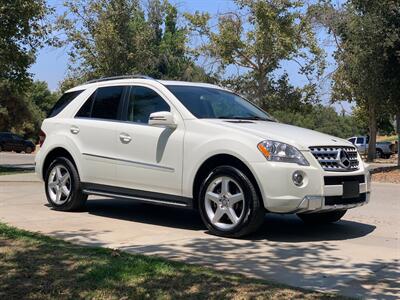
[115,85,184,196]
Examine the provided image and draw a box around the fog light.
[292,171,304,186]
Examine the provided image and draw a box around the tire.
[0,144,2,152]
[16,151,21,153]
[297,210,347,224]
[45,157,87,211]
[25,146,33,154]
[198,165,265,238]
[376,149,383,159]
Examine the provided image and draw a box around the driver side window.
[127,86,170,124]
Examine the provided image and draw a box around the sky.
[29,0,352,112]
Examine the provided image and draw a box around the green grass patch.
[0,223,344,300]
[0,166,34,175]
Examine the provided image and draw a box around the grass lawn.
[0,166,34,175]
[0,223,343,300]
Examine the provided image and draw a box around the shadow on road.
[83,197,376,242]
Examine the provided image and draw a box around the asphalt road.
[0,172,398,299]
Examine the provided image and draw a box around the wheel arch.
[42,147,78,181]
[191,153,263,210]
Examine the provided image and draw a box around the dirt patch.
[372,168,400,184]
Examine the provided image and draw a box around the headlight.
[257,140,309,166]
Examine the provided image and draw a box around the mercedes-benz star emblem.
[337,149,351,169]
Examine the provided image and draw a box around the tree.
[185,0,325,112]
[311,0,399,162]
[0,80,58,140]
[0,0,53,138]
[26,81,59,119]
[0,0,52,82]
[273,104,365,139]
[57,0,208,83]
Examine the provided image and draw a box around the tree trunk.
[256,72,267,109]
[397,110,400,167]
[367,103,377,162]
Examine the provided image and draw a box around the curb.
[369,165,399,174]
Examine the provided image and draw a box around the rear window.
[48,90,83,118]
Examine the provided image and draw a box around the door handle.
[119,133,132,144]
[70,126,80,134]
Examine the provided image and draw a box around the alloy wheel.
[47,165,72,205]
[204,176,245,230]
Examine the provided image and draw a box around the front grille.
[309,146,359,172]
[325,193,367,205]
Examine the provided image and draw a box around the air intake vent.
[309,146,359,172]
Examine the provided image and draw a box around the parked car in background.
[348,136,394,159]
[0,132,35,154]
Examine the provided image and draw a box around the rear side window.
[76,86,124,120]
[48,90,83,118]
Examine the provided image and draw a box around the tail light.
[39,130,46,147]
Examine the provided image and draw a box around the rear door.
[68,85,127,185]
[115,85,184,196]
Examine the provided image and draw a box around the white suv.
[35,75,370,237]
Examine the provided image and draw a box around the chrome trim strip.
[83,189,187,207]
[82,153,174,172]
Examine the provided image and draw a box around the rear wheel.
[198,166,265,238]
[297,210,347,224]
[45,157,87,211]
[25,146,33,154]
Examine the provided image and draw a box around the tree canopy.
[185,0,325,112]
[57,0,208,86]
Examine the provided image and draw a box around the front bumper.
[294,192,370,214]
[250,151,371,213]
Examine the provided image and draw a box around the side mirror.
[148,111,176,128]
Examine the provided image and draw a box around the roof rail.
[85,74,154,84]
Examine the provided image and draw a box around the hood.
[201,119,353,151]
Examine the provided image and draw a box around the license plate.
[342,181,360,199]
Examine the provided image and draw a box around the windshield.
[166,85,274,121]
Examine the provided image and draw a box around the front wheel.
[297,210,347,224]
[45,157,87,211]
[198,166,265,238]
[376,149,383,159]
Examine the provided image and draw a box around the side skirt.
[81,182,193,209]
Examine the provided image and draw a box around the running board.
[81,183,192,209]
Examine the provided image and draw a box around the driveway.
[0,173,398,299]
